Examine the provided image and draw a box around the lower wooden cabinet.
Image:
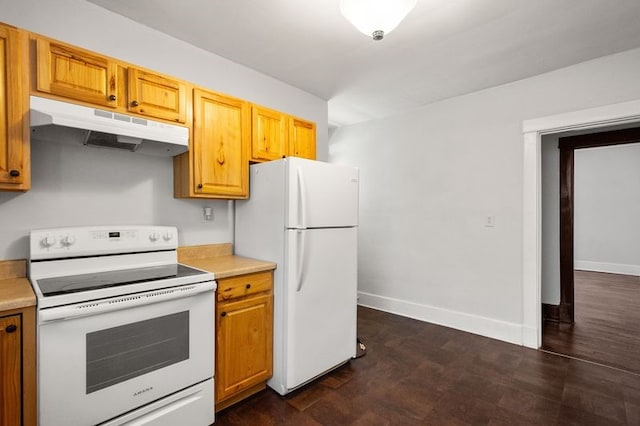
[0,314,21,426]
[215,270,273,411]
[0,308,36,426]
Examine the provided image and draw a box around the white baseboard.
[357,291,525,346]
[575,260,640,276]
[521,326,539,349]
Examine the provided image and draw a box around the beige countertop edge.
[180,255,276,280]
[0,259,36,311]
[0,277,37,311]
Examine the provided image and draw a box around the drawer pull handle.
[245,283,251,289]
[5,324,17,333]
[220,311,227,317]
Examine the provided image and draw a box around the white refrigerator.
[235,157,359,396]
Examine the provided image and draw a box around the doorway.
[553,127,640,323]
[521,98,640,351]
[541,127,640,373]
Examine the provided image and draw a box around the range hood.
[30,96,189,156]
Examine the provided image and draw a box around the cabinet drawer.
[217,271,272,301]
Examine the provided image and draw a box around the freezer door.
[284,227,357,391]
[286,158,359,229]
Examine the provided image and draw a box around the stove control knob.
[61,235,76,246]
[41,236,56,248]
[162,232,173,242]
[149,232,159,242]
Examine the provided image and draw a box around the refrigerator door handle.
[297,167,307,229]
[296,230,306,292]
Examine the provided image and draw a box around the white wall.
[540,135,560,304]
[0,0,328,260]
[574,143,640,275]
[330,47,640,345]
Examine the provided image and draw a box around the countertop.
[0,244,274,311]
[177,243,276,279]
[0,260,36,312]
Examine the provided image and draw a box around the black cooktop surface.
[35,264,207,297]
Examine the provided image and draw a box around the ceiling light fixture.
[340,0,417,41]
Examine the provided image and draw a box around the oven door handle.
[39,281,216,323]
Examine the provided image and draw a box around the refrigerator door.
[286,157,359,229]
[284,227,357,391]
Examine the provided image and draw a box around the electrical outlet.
[485,215,495,227]
[203,207,213,222]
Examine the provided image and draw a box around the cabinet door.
[127,68,187,123]
[0,315,21,426]
[0,24,28,190]
[36,38,118,107]
[216,293,273,403]
[288,118,316,160]
[193,88,249,198]
[251,105,288,161]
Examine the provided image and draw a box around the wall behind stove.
[0,139,231,260]
[0,0,328,260]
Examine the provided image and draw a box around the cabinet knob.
[197,183,203,189]
[131,100,139,107]
[9,170,20,177]
[109,94,116,101]
[5,324,17,333]
[220,312,227,317]
[245,283,251,289]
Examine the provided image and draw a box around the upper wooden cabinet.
[174,88,249,199]
[36,38,118,108]
[0,24,29,191]
[289,117,316,160]
[251,105,317,162]
[251,105,288,162]
[127,68,187,123]
[36,37,187,124]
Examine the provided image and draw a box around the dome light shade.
[340,0,417,40]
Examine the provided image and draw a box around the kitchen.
[2,0,640,425]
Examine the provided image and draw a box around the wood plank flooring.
[215,306,640,425]
[542,270,640,375]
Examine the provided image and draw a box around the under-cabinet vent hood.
[29,96,189,156]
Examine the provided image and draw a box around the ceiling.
[86,0,640,127]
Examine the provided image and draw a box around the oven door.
[37,282,215,426]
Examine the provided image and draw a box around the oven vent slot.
[108,295,143,304]
[99,286,197,307]
[78,302,100,310]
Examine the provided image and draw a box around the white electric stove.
[28,225,216,426]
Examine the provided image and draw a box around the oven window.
[86,311,189,394]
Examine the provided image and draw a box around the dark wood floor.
[215,306,640,425]
[542,270,640,375]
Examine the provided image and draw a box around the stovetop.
[33,263,206,297]
[28,225,215,309]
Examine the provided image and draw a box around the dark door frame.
[555,127,640,323]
